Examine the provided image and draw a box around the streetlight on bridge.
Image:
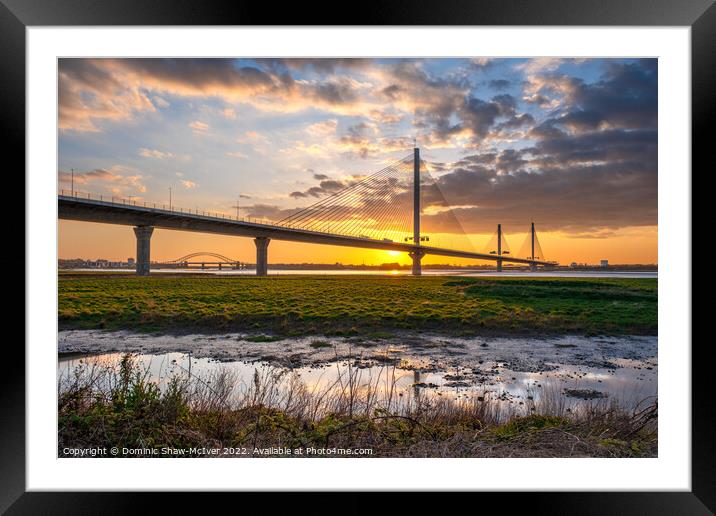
[233,196,241,219]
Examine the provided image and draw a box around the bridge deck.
[58,195,554,267]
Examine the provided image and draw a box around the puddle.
[58,331,657,411]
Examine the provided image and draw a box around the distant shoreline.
[58,260,658,272]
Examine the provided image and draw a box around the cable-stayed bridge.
[58,148,556,276]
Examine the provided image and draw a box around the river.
[69,268,658,279]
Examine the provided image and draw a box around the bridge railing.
[59,189,278,227]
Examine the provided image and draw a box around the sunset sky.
[58,58,658,265]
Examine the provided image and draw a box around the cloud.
[153,96,170,108]
[305,119,338,138]
[548,60,657,132]
[379,58,658,235]
[375,61,470,142]
[139,147,173,159]
[58,57,652,156]
[367,110,403,124]
[189,120,209,133]
[264,58,371,73]
[180,180,197,189]
[226,151,248,159]
[59,60,156,132]
[516,57,567,76]
[58,165,146,194]
[58,59,384,132]
[488,79,511,90]
[238,130,270,145]
[496,113,535,130]
[244,203,295,220]
[417,128,657,234]
[289,178,348,199]
[57,58,532,149]
[311,80,360,105]
[107,58,285,98]
[519,59,657,135]
[369,62,539,148]
[470,58,494,71]
[335,135,413,159]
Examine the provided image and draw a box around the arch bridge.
[160,252,248,270]
[165,252,237,263]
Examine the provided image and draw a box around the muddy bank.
[59,330,656,370]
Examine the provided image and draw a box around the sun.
[387,250,401,257]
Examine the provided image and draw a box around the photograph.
[7,0,708,505]
[56,56,659,459]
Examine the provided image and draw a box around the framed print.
[8,0,712,511]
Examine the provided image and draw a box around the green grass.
[492,414,568,439]
[58,273,657,336]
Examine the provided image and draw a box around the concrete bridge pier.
[409,249,427,276]
[530,262,538,272]
[496,259,503,272]
[133,226,154,276]
[254,237,270,276]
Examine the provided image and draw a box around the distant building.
[600,260,609,268]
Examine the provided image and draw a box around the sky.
[58,57,658,265]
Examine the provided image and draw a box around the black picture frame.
[6,0,710,512]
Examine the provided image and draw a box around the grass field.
[58,273,657,336]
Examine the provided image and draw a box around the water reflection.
[58,350,657,412]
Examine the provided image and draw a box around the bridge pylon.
[133,225,154,276]
[496,224,503,272]
[254,237,270,276]
[411,146,422,276]
[409,248,426,276]
[530,222,538,271]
